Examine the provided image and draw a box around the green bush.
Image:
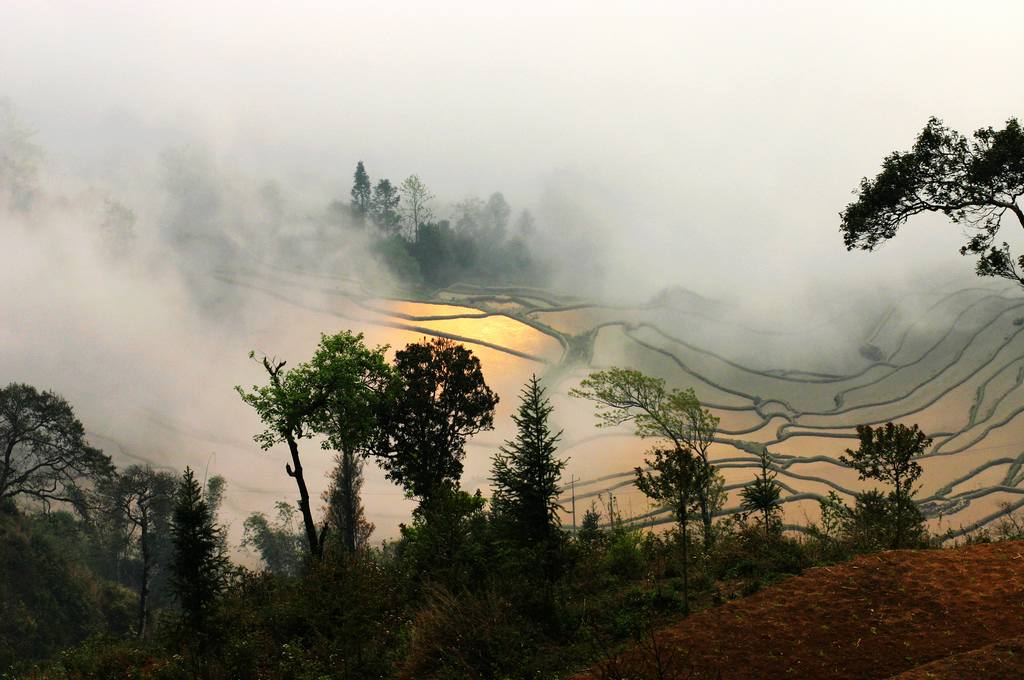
[0,506,135,674]
[399,586,539,680]
[24,636,187,680]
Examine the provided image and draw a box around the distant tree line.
[334,161,546,290]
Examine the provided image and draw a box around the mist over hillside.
[5,4,1024,679]
[3,1,1024,543]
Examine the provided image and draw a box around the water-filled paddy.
[52,264,1024,541]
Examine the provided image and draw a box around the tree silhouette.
[739,449,783,541]
[570,368,721,546]
[237,331,394,561]
[841,422,931,549]
[237,354,323,559]
[371,178,401,233]
[322,449,374,555]
[634,446,705,615]
[373,337,497,508]
[0,383,111,507]
[103,465,176,638]
[242,501,305,576]
[400,174,435,240]
[350,161,372,227]
[490,375,566,549]
[841,116,1024,285]
[170,466,229,676]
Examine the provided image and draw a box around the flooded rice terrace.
[46,260,1024,545]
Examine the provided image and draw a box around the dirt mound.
[890,635,1024,679]
[573,541,1024,680]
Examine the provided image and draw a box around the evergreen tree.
[739,449,783,541]
[170,467,229,633]
[371,179,401,234]
[490,375,566,548]
[350,161,372,227]
[577,503,602,544]
[322,448,374,555]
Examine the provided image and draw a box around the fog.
[2,1,1023,543]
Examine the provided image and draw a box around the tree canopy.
[237,331,394,560]
[371,178,401,233]
[570,368,721,544]
[102,465,176,638]
[0,383,111,507]
[399,174,434,239]
[841,116,1024,284]
[372,337,498,504]
[840,422,931,549]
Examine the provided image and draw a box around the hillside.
[574,541,1024,680]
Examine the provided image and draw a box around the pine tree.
[578,503,602,544]
[170,467,229,631]
[350,161,372,227]
[371,179,401,234]
[739,449,783,541]
[322,448,374,555]
[490,375,566,548]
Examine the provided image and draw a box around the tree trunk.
[343,449,357,554]
[699,494,712,548]
[1009,201,1024,230]
[679,497,690,616]
[285,432,320,559]
[894,471,903,549]
[137,514,150,639]
[695,450,713,548]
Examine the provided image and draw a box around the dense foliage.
[373,337,498,505]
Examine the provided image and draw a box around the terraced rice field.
[198,263,1024,538]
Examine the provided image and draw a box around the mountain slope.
[574,541,1024,680]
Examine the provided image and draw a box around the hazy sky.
[3,0,1023,300]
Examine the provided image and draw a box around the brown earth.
[572,541,1024,680]
[890,635,1024,679]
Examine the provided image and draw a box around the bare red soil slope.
[574,541,1024,680]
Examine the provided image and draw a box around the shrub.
[399,586,539,680]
